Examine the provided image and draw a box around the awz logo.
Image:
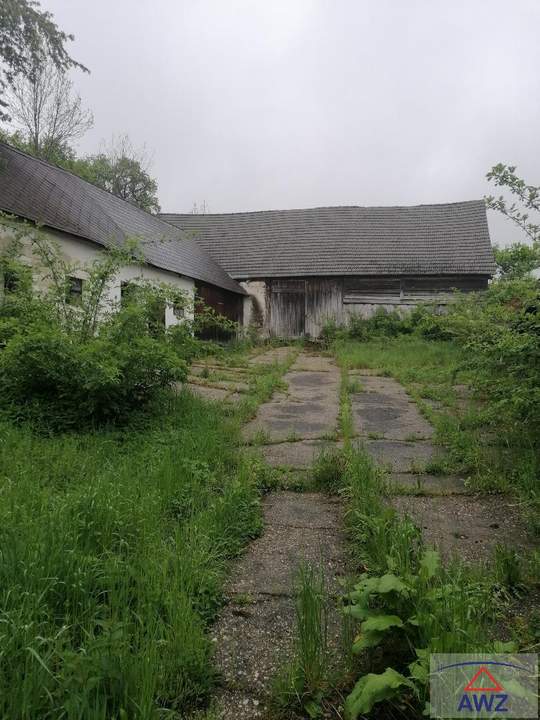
[458,666,508,713]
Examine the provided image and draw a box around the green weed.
[272,564,330,717]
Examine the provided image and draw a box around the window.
[67,276,83,304]
[3,270,19,294]
[121,281,142,306]
[173,303,185,319]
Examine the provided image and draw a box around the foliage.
[446,279,540,436]
[272,564,330,718]
[0,385,263,717]
[343,551,504,719]
[486,164,540,280]
[347,308,413,340]
[345,667,414,719]
[0,218,199,429]
[5,59,93,161]
[0,0,87,121]
[494,241,540,279]
[334,447,512,718]
[0,130,161,216]
[486,163,540,245]
[71,135,161,213]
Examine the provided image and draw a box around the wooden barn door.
[269,279,305,337]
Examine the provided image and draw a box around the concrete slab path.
[243,353,340,445]
[352,375,444,476]
[213,353,346,719]
[351,370,536,565]
[213,492,346,719]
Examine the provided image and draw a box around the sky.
[37,1,540,245]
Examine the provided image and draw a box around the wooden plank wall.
[195,280,244,340]
[264,275,490,338]
[267,279,306,337]
[304,278,343,337]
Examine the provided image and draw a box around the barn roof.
[160,202,496,278]
[0,142,245,295]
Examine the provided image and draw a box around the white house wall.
[0,224,195,327]
[240,280,267,330]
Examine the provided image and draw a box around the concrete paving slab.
[388,473,470,495]
[390,494,535,563]
[360,438,438,472]
[216,691,267,720]
[227,525,345,597]
[243,355,340,442]
[352,386,434,440]
[243,401,335,442]
[248,347,296,366]
[187,384,231,401]
[290,354,335,372]
[349,368,385,376]
[264,491,343,529]
[190,366,251,381]
[213,357,346,718]
[260,439,341,469]
[188,376,250,393]
[214,596,295,695]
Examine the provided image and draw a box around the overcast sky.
[41,0,540,245]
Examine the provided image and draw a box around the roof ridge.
[160,199,484,218]
[0,141,246,294]
[0,140,178,236]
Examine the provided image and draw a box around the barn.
[161,201,496,338]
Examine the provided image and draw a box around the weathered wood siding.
[258,275,489,338]
[305,278,343,337]
[195,280,244,340]
[267,279,306,337]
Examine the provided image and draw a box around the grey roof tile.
[160,202,495,278]
[0,142,245,295]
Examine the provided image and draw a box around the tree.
[73,136,161,214]
[486,164,540,245]
[5,60,93,162]
[493,242,540,279]
[0,0,87,121]
[486,164,540,278]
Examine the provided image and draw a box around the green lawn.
[0,346,294,719]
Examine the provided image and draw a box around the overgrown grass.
[0,343,291,718]
[333,336,539,529]
[321,444,527,718]
[272,564,330,715]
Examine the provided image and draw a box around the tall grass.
[271,564,330,714]
[0,389,262,718]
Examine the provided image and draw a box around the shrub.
[0,322,186,429]
[0,219,194,430]
[347,308,414,341]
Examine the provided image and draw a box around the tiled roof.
[161,202,496,278]
[0,142,245,295]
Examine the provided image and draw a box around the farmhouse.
[162,203,496,337]
[0,142,246,327]
[0,141,496,340]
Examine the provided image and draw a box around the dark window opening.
[173,303,185,319]
[121,281,135,306]
[67,276,83,304]
[3,270,20,293]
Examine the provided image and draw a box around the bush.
[347,308,414,341]
[0,220,194,430]
[443,280,540,435]
[0,318,187,430]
